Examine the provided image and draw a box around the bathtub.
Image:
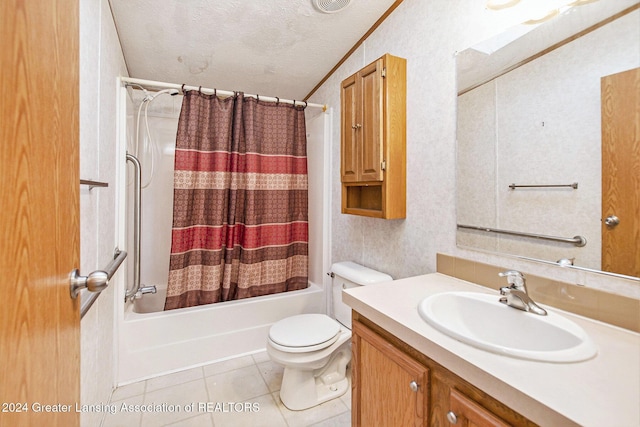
[117,282,325,384]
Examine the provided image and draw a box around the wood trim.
[304,0,405,101]
[458,3,640,96]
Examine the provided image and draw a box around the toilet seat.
[269,314,341,353]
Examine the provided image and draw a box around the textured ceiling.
[109,0,398,100]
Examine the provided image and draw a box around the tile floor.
[101,351,351,427]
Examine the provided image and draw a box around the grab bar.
[509,182,578,190]
[457,224,587,247]
[72,248,128,318]
[125,153,142,301]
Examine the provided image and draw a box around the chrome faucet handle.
[498,270,526,290]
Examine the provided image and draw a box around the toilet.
[266,261,392,410]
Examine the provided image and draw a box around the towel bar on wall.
[80,179,109,190]
[508,182,578,190]
[457,224,587,247]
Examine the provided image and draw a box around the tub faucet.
[498,271,547,316]
[134,285,157,299]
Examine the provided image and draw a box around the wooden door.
[449,389,510,427]
[358,58,384,182]
[352,320,428,427]
[341,75,359,182]
[601,67,640,277]
[0,0,80,426]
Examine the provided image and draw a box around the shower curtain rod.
[121,77,327,112]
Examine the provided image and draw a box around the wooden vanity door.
[601,67,640,277]
[352,320,429,427]
[449,389,510,427]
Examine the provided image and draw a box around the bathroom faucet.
[498,271,547,316]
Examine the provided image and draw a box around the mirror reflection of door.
[601,67,640,277]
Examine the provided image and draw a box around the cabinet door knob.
[446,411,458,424]
[351,123,362,129]
[409,381,419,392]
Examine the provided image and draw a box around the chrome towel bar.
[457,224,587,247]
[508,182,578,190]
[80,179,109,190]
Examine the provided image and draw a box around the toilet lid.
[269,314,341,349]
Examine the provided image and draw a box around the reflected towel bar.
[509,182,578,190]
[457,224,587,247]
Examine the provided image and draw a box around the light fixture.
[485,0,599,25]
[486,0,521,10]
[567,0,599,5]
[312,0,351,14]
[522,8,560,25]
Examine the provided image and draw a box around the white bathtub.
[117,282,325,385]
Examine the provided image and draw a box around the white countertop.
[343,273,640,427]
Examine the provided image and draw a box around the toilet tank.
[331,261,392,329]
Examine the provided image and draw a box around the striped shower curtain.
[164,91,308,310]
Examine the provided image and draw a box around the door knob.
[69,269,109,299]
[604,215,620,227]
[409,381,419,392]
[447,411,458,424]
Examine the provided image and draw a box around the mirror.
[456,1,640,279]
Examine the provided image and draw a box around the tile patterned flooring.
[102,351,351,427]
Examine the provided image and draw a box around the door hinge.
[381,160,386,171]
[381,67,386,78]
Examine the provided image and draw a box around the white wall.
[79,0,128,425]
[308,0,640,298]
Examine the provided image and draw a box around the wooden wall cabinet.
[352,315,537,427]
[340,54,406,219]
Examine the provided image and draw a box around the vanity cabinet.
[352,315,537,427]
[340,53,406,219]
[352,319,429,426]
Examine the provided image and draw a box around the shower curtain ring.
[198,86,202,94]
[181,84,185,93]
[276,97,279,105]
[214,88,217,96]
[257,94,259,101]
[303,101,308,109]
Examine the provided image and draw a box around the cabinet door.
[358,58,384,182]
[449,389,510,427]
[353,320,428,426]
[341,74,359,182]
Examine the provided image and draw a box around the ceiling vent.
[313,0,352,14]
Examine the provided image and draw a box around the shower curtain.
[164,91,308,310]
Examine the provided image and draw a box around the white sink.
[418,291,597,363]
